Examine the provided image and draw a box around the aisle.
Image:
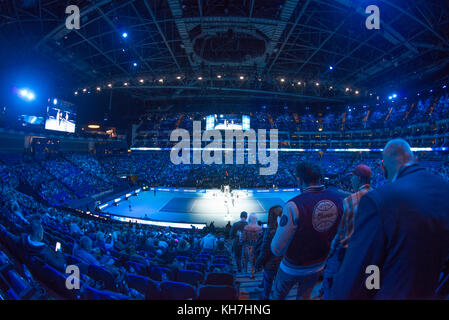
[236,270,323,300]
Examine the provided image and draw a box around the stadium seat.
[126,261,147,276]
[82,286,130,300]
[160,281,196,300]
[126,273,160,300]
[42,264,80,299]
[195,257,209,266]
[175,256,190,263]
[149,266,171,281]
[205,272,235,286]
[176,269,203,287]
[64,253,82,265]
[198,284,238,300]
[186,262,206,273]
[87,264,115,291]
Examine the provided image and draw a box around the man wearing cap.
[332,139,449,299]
[322,164,372,299]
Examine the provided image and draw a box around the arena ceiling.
[1,0,449,105]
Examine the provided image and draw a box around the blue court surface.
[103,189,299,227]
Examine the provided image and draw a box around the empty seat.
[205,272,235,286]
[82,286,130,300]
[160,281,196,300]
[126,273,160,300]
[198,285,238,300]
[87,264,115,291]
[64,253,82,265]
[176,269,203,287]
[195,257,209,266]
[175,256,190,263]
[43,264,80,299]
[186,262,206,273]
[149,266,170,281]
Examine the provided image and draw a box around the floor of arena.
[103,189,299,227]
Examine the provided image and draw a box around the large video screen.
[206,114,251,130]
[45,98,76,133]
[18,115,45,127]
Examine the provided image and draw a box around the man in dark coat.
[331,139,449,299]
[229,211,248,272]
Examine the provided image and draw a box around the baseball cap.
[352,164,372,180]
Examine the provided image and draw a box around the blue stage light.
[53,98,58,105]
[329,66,333,70]
[392,93,397,98]
[133,62,138,67]
[18,88,35,101]
[122,32,128,38]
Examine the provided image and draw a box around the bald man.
[331,139,449,299]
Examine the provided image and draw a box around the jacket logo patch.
[312,200,338,232]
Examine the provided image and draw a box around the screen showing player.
[206,114,251,130]
[45,98,76,133]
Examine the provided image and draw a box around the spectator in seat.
[242,213,262,278]
[73,236,102,266]
[322,164,372,299]
[271,161,343,300]
[70,217,83,237]
[331,139,449,299]
[229,211,248,272]
[0,221,66,271]
[255,205,283,299]
[200,229,218,251]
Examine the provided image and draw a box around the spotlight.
[280,78,285,82]
[158,78,163,83]
[392,93,397,98]
[124,82,129,86]
[315,82,319,86]
[297,81,301,85]
[122,32,128,38]
[82,88,87,92]
[329,86,333,90]
[133,62,138,67]
[96,87,101,91]
[176,76,182,80]
[217,75,222,79]
[107,83,112,88]
[345,87,350,92]
[329,66,333,70]
[19,89,36,101]
[355,90,359,95]
[198,76,203,80]
[443,85,447,89]
[139,79,144,84]
[53,98,58,105]
[74,91,78,95]
[388,96,392,100]
[239,76,244,80]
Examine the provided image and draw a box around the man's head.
[267,205,283,229]
[240,211,248,221]
[79,236,92,252]
[296,161,322,189]
[30,222,44,242]
[382,139,415,182]
[350,164,372,191]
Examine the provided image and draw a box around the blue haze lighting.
[18,89,35,101]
